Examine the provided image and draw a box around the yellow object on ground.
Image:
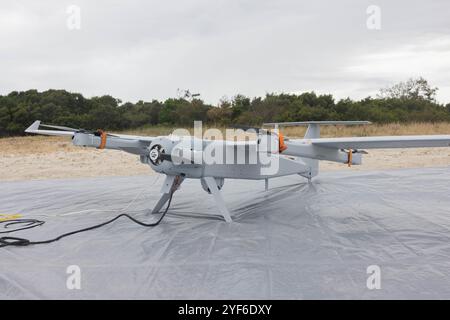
[0,214,22,221]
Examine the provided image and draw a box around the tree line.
[1,78,449,137]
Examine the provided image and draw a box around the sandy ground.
[1,135,450,181]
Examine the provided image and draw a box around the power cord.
[0,190,174,248]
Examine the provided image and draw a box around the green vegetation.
[1,78,449,137]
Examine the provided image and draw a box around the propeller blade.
[159,153,173,162]
[169,148,203,165]
[105,133,121,138]
[230,125,268,134]
[158,151,195,164]
[341,148,368,154]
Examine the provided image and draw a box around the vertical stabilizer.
[301,123,319,179]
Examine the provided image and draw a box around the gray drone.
[25,120,450,222]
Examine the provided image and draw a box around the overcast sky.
[1,0,450,104]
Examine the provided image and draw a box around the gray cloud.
[1,0,450,104]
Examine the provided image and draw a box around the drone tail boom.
[25,120,151,155]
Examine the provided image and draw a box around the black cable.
[0,191,173,248]
[0,219,45,234]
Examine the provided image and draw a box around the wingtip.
[25,120,41,133]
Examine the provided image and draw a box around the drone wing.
[285,134,450,167]
[309,135,450,149]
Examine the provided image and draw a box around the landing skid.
[203,177,233,223]
[151,175,233,223]
[150,175,184,214]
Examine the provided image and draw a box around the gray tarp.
[1,167,450,299]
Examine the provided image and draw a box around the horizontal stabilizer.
[25,120,75,136]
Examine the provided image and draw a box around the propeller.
[230,124,290,141]
[340,149,368,154]
[341,149,368,167]
[230,124,289,153]
[149,144,169,165]
[230,125,270,134]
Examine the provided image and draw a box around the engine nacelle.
[146,137,177,174]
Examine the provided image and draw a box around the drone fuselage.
[144,135,310,180]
